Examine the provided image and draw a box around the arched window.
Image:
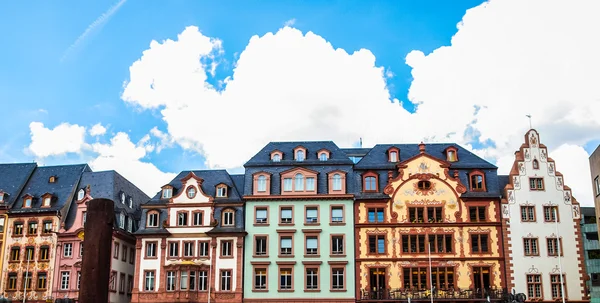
[121,193,125,204]
[272,154,281,162]
[319,153,328,161]
[533,159,539,169]
[77,189,85,201]
[295,174,305,191]
[389,151,398,162]
[364,173,378,192]
[187,186,196,199]
[333,174,342,191]
[296,150,305,161]
[257,175,267,192]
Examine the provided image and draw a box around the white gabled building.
[501,129,588,302]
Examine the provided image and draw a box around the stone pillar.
[79,198,114,303]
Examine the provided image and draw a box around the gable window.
[223,210,235,226]
[295,174,305,191]
[162,187,172,199]
[0,193,3,203]
[254,174,270,194]
[258,176,267,191]
[186,186,196,199]
[469,171,486,191]
[530,178,544,190]
[447,150,457,162]
[389,151,398,162]
[283,178,292,191]
[128,198,133,208]
[49,176,56,183]
[533,159,539,169]
[306,177,315,191]
[331,174,342,191]
[119,213,125,229]
[147,212,159,227]
[120,192,126,204]
[178,211,188,226]
[418,180,431,190]
[255,207,268,224]
[216,185,228,197]
[127,217,133,232]
[41,196,51,207]
[521,206,536,222]
[272,153,281,162]
[24,197,32,208]
[296,150,305,161]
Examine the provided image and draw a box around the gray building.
[582,207,600,303]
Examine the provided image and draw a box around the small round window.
[187,186,197,199]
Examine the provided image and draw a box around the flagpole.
[428,242,433,303]
[22,249,31,303]
[554,206,566,303]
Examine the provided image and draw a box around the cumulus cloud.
[27,122,88,158]
[549,144,593,206]
[119,0,600,203]
[90,132,176,196]
[89,123,107,136]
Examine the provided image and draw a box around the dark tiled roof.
[136,208,169,236]
[230,174,245,196]
[9,164,90,215]
[207,227,246,234]
[0,163,37,207]
[64,171,149,231]
[244,141,354,166]
[497,175,510,198]
[340,148,372,156]
[148,170,243,204]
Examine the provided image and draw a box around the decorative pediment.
[180,171,204,184]
[270,149,283,162]
[293,145,307,161]
[316,148,330,161]
[171,172,210,203]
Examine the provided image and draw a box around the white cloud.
[89,123,107,136]
[284,18,296,27]
[90,132,176,196]
[120,0,600,203]
[549,144,593,206]
[27,122,88,158]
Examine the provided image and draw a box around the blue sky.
[0,0,598,202]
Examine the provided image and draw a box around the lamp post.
[553,205,566,303]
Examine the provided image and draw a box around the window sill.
[304,223,320,226]
[279,223,295,226]
[144,257,158,260]
[304,254,320,258]
[331,289,347,292]
[278,289,294,292]
[330,254,346,258]
[278,254,294,258]
[329,222,346,226]
[304,289,320,292]
[220,256,234,259]
[253,255,269,258]
[252,289,268,292]
[254,223,270,227]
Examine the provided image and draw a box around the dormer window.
[319,153,328,161]
[119,213,125,229]
[280,168,318,195]
[295,174,304,191]
[42,196,51,207]
[120,192,125,204]
[77,189,85,201]
[222,209,235,226]
[253,173,271,195]
[446,147,458,162]
[363,172,379,192]
[162,187,173,199]
[216,184,228,198]
[328,171,347,194]
[387,147,400,162]
[187,186,197,199]
[128,198,133,208]
[257,176,267,192]
[533,159,539,169]
[49,176,56,183]
[147,211,159,227]
[23,196,32,208]
[271,150,283,162]
[0,192,5,203]
[469,171,486,192]
[296,150,305,161]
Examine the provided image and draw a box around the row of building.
[0,129,593,302]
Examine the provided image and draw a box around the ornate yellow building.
[352,143,505,302]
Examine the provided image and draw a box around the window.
[22,272,32,290]
[113,242,120,259]
[199,270,208,291]
[0,193,3,203]
[180,271,188,290]
[14,222,23,235]
[83,212,87,226]
[470,173,485,191]
[280,207,293,224]
[64,243,73,257]
[283,178,292,191]
[524,238,539,256]
[257,175,267,192]
[222,210,235,226]
[162,187,172,199]
[431,267,455,290]
[120,273,126,293]
[25,246,34,261]
[169,242,179,258]
[471,234,489,253]
[418,180,431,190]
[255,207,268,224]
[426,207,443,222]
[0,217,4,232]
[28,221,38,235]
[389,151,398,162]
[544,206,559,222]
[61,271,70,290]
[40,246,49,261]
[42,197,51,207]
[427,234,453,253]
[78,271,82,289]
[146,242,157,258]
[37,272,48,290]
[129,247,135,264]
[368,208,384,223]
[403,267,427,289]
[24,197,32,208]
[186,186,196,199]
[280,268,293,290]
[189,271,196,291]
[306,207,318,224]
[280,236,293,255]
[147,212,159,227]
[521,206,536,222]
[178,211,188,226]
[306,236,319,255]
[128,198,133,208]
[10,247,20,261]
[364,175,377,192]
[368,235,386,254]
[127,217,132,233]
[530,178,544,190]
[166,271,176,291]
[184,242,194,257]
[221,240,233,257]
[447,150,457,162]
[306,177,315,191]
[254,268,267,290]
[295,174,304,191]
[319,152,328,161]
[547,238,563,256]
[42,220,53,233]
[193,211,203,226]
[272,153,281,162]
[331,206,344,223]
[216,185,228,197]
[144,271,155,291]
[526,274,542,299]
[220,270,232,291]
[595,176,600,196]
[332,174,342,191]
[7,273,17,290]
[550,274,566,299]
[402,235,426,253]
[332,267,345,290]
[469,207,486,222]
[121,192,126,204]
[331,235,344,255]
[255,236,267,256]
[306,267,319,290]
[199,241,209,257]
[296,150,305,161]
[80,243,84,257]
[119,213,125,229]
[409,207,425,223]
[533,159,539,169]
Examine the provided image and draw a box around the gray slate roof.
[148,170,243,204]
[245,141,354,166]
[0,163,37,207]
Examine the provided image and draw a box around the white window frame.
[64,243,73,258]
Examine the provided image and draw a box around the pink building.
[52,171,148,303]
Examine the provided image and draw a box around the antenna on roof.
[526,114,532,129]
[359,137,363,148]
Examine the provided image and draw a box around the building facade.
[352,143,505,302]
[131,170,245,303]
[581,207,600,302]
[242,142,356,303]
[1,164,90,302]
[52,170,148,303]
[501,129,588,302]
[590,145,600,240]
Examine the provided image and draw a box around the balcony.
[359,288,515,302]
